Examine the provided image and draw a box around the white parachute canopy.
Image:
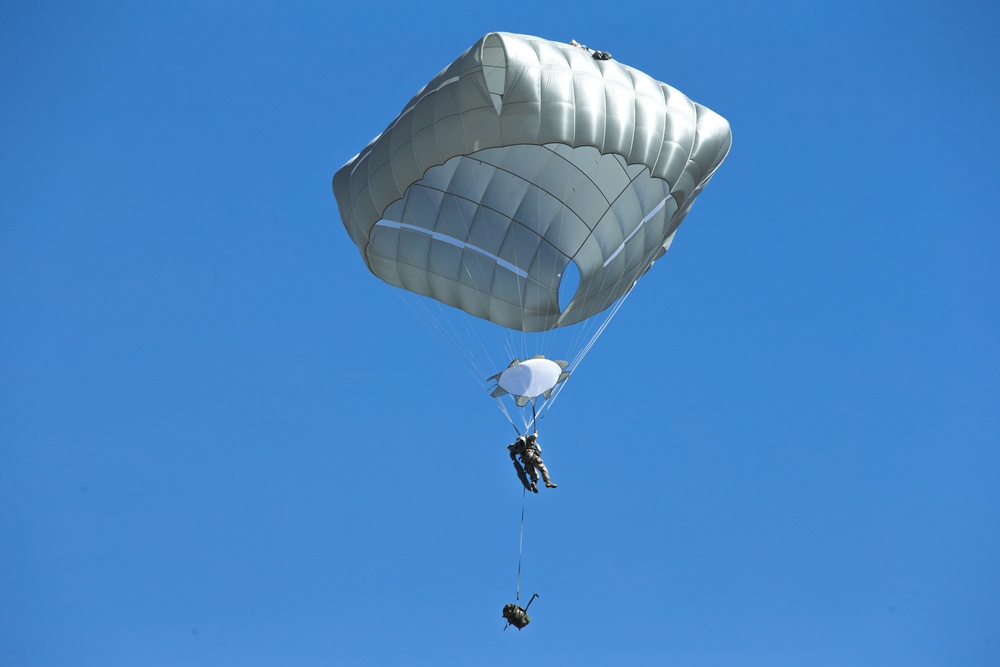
[488,356,570,408]
[333,33,731,428]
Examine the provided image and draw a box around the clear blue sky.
[2,1,998,665]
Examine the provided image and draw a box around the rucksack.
[502,603,531,630]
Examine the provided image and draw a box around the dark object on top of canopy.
[334,33,731,333]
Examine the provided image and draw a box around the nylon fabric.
[334,32,731,333]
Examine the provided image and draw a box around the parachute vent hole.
[557,260,580,314]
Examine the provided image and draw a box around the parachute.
[334,33,731,428]
[488,356,569,408]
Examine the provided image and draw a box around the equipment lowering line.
[516,486,526,602]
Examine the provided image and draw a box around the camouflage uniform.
[508,433,557,491]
